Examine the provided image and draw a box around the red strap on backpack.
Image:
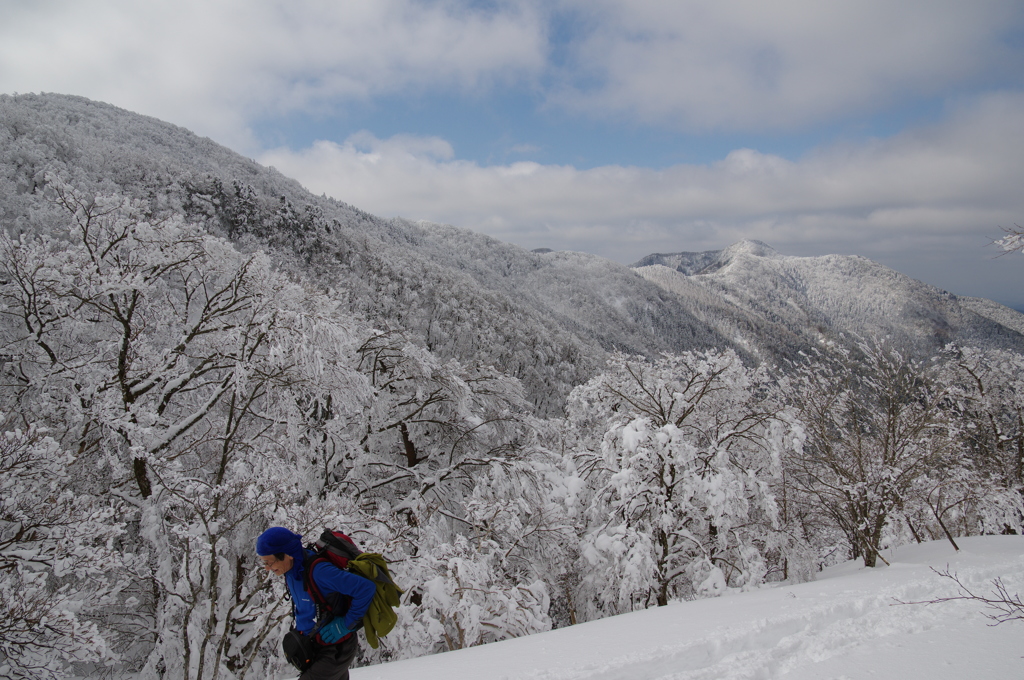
[302,529,363,645]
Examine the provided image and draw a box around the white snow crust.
[350,536,1024,680]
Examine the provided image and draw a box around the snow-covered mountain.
[633,240,1024,358]
[3,94,1023,415]
[5,93,1024,680]
[0,93,736,415]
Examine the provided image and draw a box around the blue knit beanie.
[256,527,305,570]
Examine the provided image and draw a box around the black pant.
[300,635,358,680]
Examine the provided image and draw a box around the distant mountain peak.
[633,240,1024,358]
[629,240,780,276]
[720,239,780,259]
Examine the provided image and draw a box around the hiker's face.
[260,553,294,576]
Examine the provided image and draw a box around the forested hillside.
[0,93,742,418]
[2,93,1022,680]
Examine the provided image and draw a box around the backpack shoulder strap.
[302,555,330,605]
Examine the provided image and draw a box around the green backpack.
[345,552,404,648]
[309,530,404,649]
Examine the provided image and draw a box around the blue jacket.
[285,556,376,635]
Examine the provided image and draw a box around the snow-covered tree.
[393,531,550,656]
[942,347,1024,489]
[781,341,956,567]
[0,177,583,676]
[0,179,373,679]
[0,422,124,679]
[995,226,1024,256]
[564,350,793,617]
[335,332,567,659]
[924,346,1024,540]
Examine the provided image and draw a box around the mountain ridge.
[1,93,738,414]
[3,92,1022,416]
[632,243,1024,357]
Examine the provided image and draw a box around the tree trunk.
[134,456,153,498]
[399,421,420,467]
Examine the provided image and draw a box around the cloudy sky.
[3,1,1024,308]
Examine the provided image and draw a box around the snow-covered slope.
[961,296,1024,335]
[4,94,1023,416]
[351,536,1024,680]
[0,93,736,416]
[635,240,1024,356]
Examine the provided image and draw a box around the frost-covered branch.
[896,567,1024,625]
[994,225,1024,256]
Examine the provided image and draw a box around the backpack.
[303,529,404,649]
[309,530,362,570]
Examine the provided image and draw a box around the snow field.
[350,536,1024,680]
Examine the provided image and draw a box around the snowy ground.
[350,536,1024,680]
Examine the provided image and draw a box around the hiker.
[257,526,376,680]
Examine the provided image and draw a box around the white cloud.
[259,92,1024,290]
[4,0,1021,147]
[551,0,1024,130]
[0,0,545,151]
[5,1,1023,303]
